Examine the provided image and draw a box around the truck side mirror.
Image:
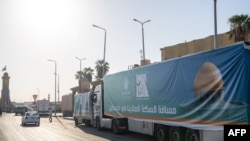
[91,93,97,103]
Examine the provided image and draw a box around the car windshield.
[26,112,38,116]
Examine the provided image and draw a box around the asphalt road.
[0,112,154,141]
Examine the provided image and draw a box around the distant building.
[160,32,250,61]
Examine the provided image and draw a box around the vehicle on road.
[74,42,250,141]
[13,106,28,116]
[37,99,50,115]
[73,91,92,126]
[21,111,40,126]
[62,93,73,117]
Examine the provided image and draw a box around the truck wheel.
[96,118,102,131]
[112,119,120,134]
[74,119,78,126]
[155,125,168,141]
[169,127,183,141]
[85,120,91,127]
[185,129,200,141]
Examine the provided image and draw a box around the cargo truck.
[37,99,50,115]
[62,94,73,117]
[77,42,250,141]
[13,106,28,116]
[73,91,93,126]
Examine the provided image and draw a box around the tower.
[1,72,12,112]
[33,94,37,104]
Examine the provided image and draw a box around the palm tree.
[75,67,94,82]
[75,71,83,80]
[95,59,110,79]
[83,67,94,82]
[228,14,250,42]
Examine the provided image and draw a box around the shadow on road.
[73,124,154,141]
[54,115,154,141]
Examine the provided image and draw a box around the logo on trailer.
[136,73,149,97]
[124,76,129,90]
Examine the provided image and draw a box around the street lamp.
[75,57,86,92]
[36,88,39,100]
[213,0,218,49]
[48,59,57,116]
[36,88,39,102]
[57,74,60,102]
[93,24,106,77]
[133,19,151,65]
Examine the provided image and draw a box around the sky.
[0,0,249,103]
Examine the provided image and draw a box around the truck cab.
[13,106,28,116]
[91,81,128,134]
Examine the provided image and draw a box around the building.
[160,32,250,61]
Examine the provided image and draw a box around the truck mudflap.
[112,118,128,134]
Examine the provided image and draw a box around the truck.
[73,91,93,126]
[37,99,50,115]
[13,106,28,116]
[62,94,73,117]
[75,42,250,141]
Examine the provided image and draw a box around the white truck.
[37,99,50,114]
[89,42,250,141]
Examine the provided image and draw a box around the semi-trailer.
[76,42,250,141]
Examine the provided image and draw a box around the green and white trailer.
[91,42,250,141]
[73,91,93,126]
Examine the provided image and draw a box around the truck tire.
[185,129,200,141]
[169,127,183,141]
[112,119,120,134]
[85,120,91,127]
[74,119,78,126]
[96,118,102,131]
[155,125,168,141]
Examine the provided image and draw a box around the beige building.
[160,32,250,61]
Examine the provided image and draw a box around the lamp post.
[93,24,106,77]
[48,59,57,116]
[57,74,60,102]
[36,88,39,109]
[48,93,51,109]
[133,19,151,65]
[213,0,218,49]
[75,57,86,92]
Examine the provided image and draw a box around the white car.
[21,111,40,126]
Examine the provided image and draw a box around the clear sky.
[0,0,249,103]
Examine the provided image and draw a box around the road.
[0,112,154,141]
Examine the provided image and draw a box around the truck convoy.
[73,42,250,141]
